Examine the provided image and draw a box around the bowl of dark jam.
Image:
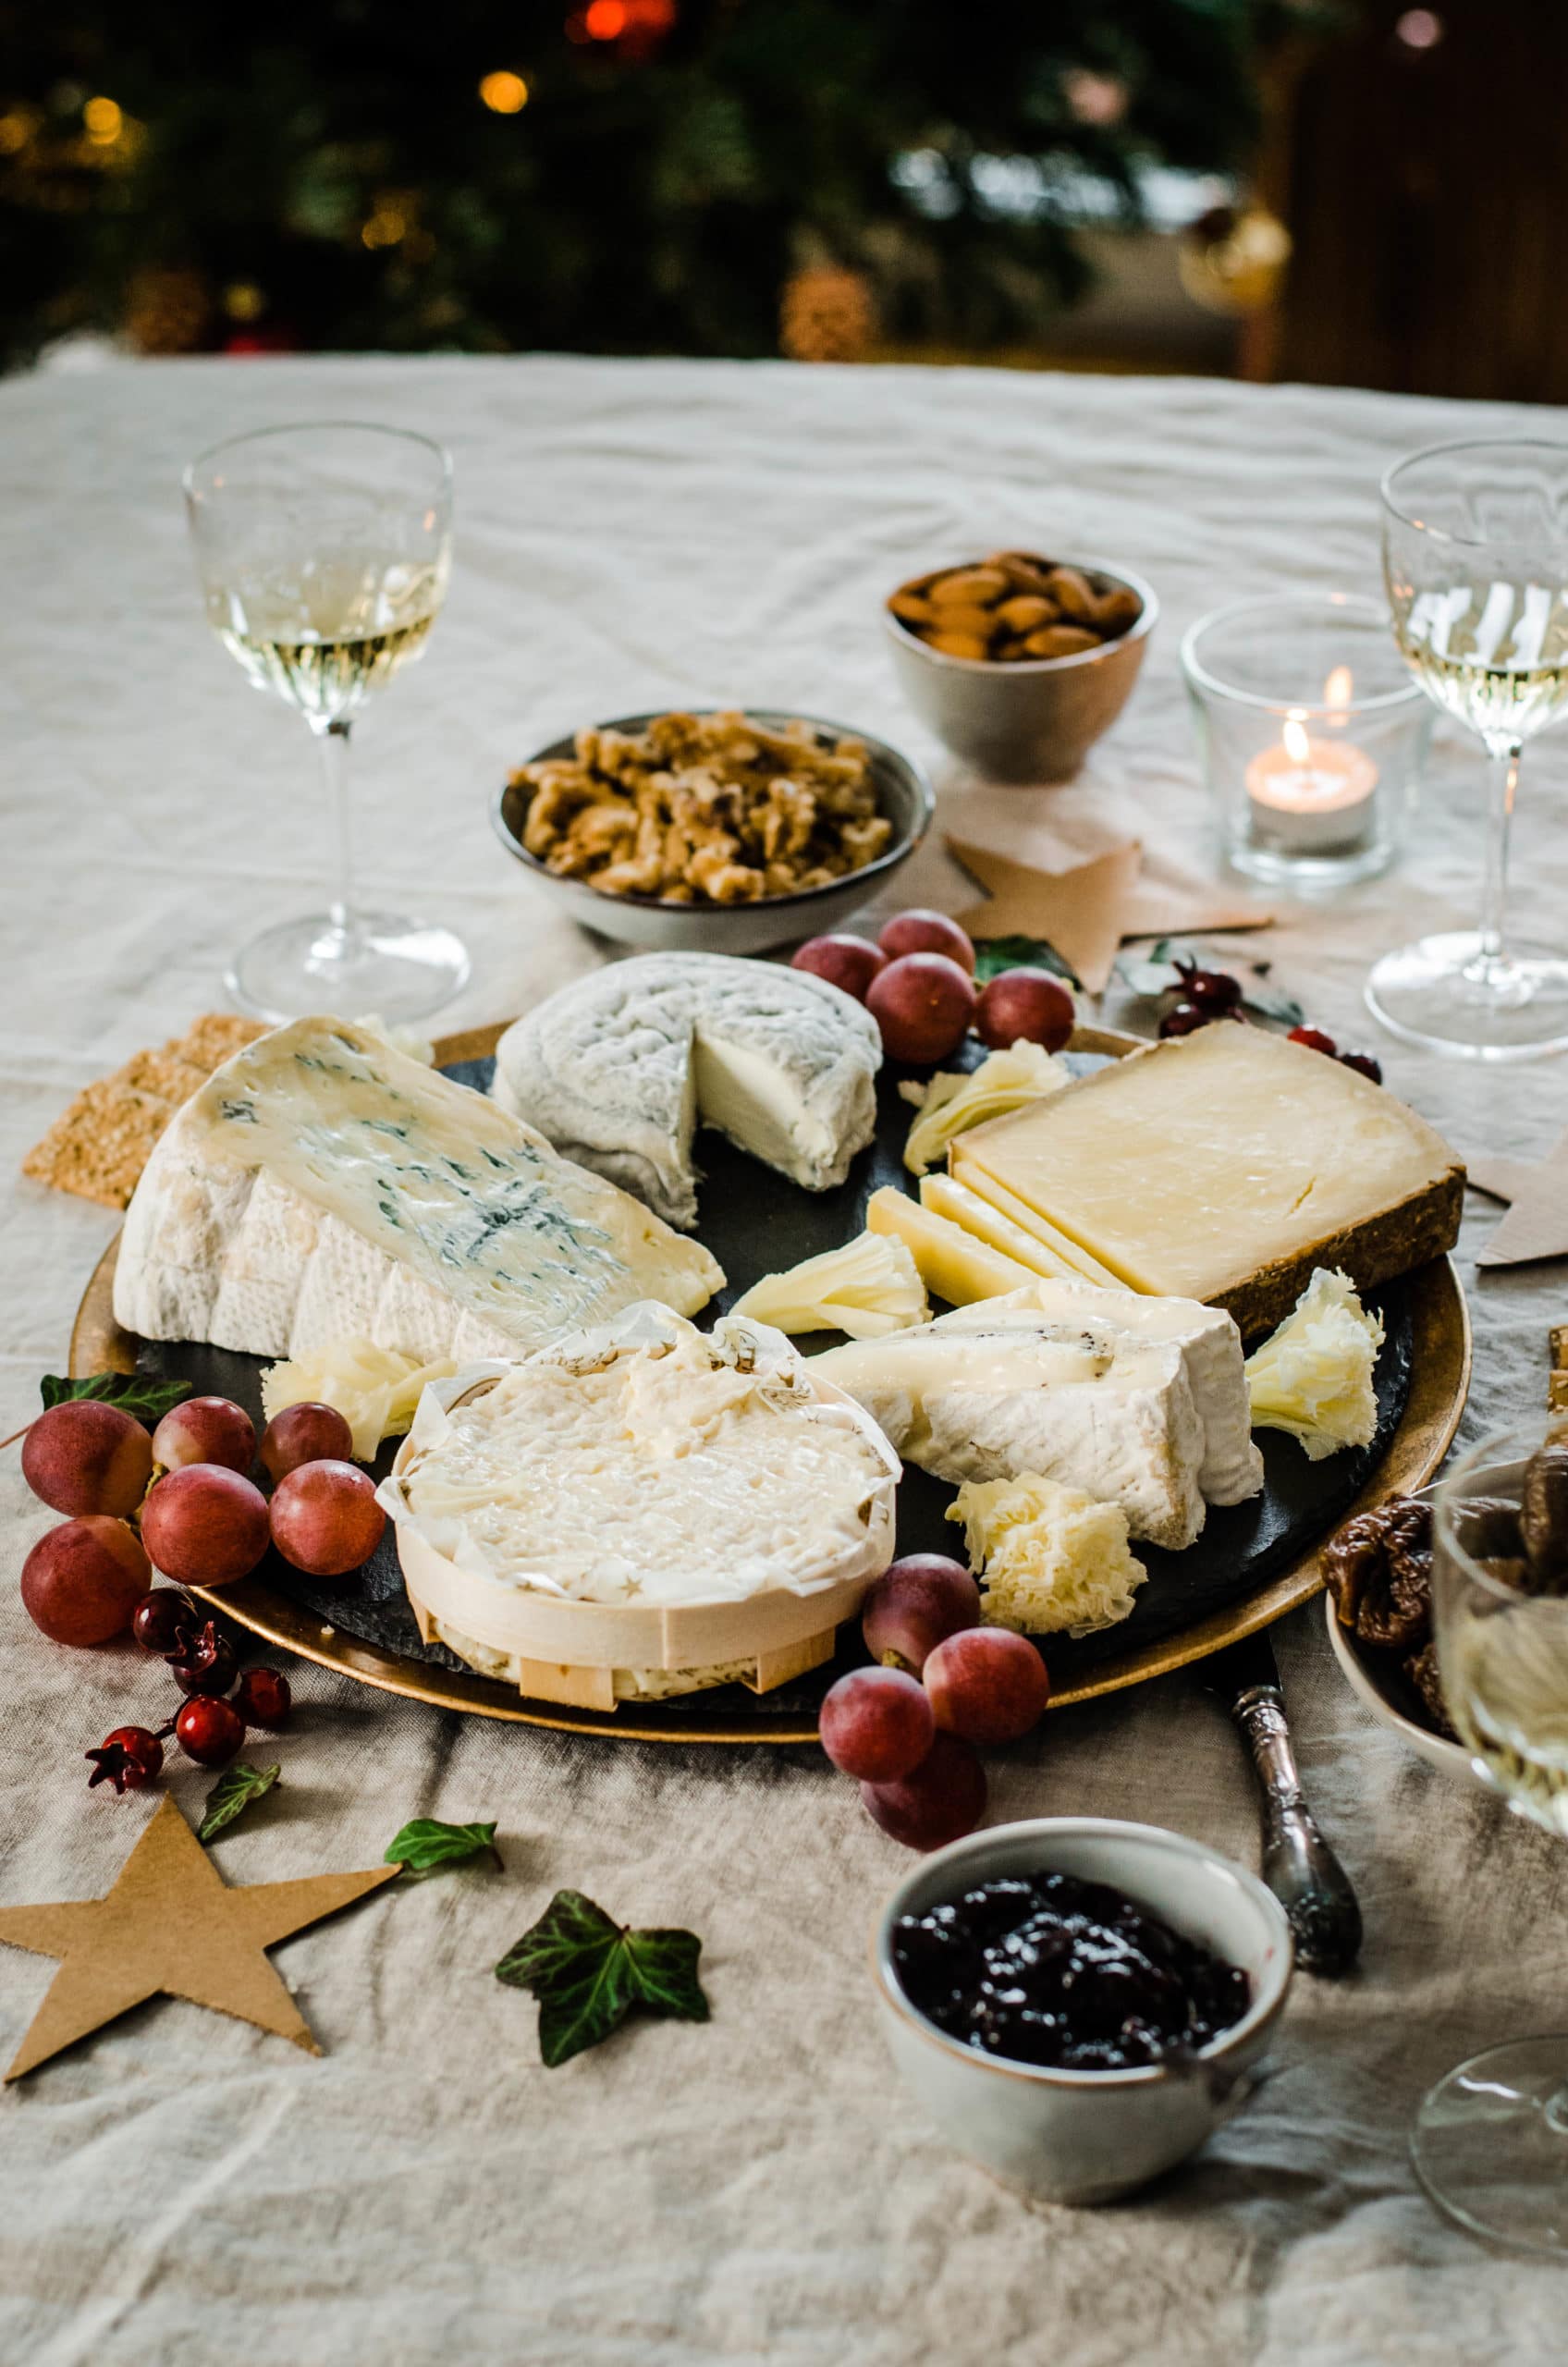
[872,1819,1293,2204]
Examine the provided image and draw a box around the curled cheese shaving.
[1244,1268,1384,1462]
[261,1337,459,1461]
[729,1231,929,1340]
[902,1040,1070,1176]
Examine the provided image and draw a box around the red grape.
[20,1516,151,1646]
[790,934,888,1003]
[21,1400,153,1519]
[861,1732,987,1851]
[260,1402,355,1483]
[131,1587,198,1654]
[1288,1024,1338,1058]
[269,1459,386,1576]
[862,1553,981,1674]
[141,1465,270,1587]
[1340,1049,1383,1085]
[819,1666,935,1782]
[153,1396,255,1475]
[877,911,976,975]
[174,1695,245,1769]
[974,970,1074,1054]
[866,953,976,1064]
[924,1627,1051,1745]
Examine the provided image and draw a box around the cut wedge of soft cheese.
[866,1186,1038,1306]
[902,1041,1069,1176]
[919,1171,1099,1285]
[814,1279,1261,1549]
[378,1305,900,1710]
[730,1231,929,1339]
[948,1473,1148,1638]
[954,1024,1464,1337]
[492,952,880,1229]
[113,1018,723,1363]
[945,1156,1126,1289]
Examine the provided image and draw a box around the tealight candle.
[1244,717,1379,853]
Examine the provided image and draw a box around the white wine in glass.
[1370,438,1568,1060]
[185,422,468,1024]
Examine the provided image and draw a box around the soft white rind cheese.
[491,952,881,1228]
[813,1280,1259,1550]
[113,1018,723,1362]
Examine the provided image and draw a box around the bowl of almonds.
[884,551,1158,784]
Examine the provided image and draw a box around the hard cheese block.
[113,1019,724,1363]
[865,1186,1038,1306]
[953,1025,1464,1337]
[814,1280,1260,1550]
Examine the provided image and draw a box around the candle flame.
[1282,717,1312,764]
[1323,665,1354,710]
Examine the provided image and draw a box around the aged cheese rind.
[492,952,881,1229]
[956,1026,1464,1336]
[113,1019,723,1361]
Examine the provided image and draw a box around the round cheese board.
[69,1020,1470,1744]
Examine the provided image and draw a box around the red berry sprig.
[84,1726,165,1794]
[83,1586,293,1795]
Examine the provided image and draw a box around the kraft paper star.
[1469,1128,1568,1269]
[0,1794,398,2080]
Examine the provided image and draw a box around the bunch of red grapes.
[18,1390,387,1789]
[792,909,1073,1065]
[819,1555,1050,1850]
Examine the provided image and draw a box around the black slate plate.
[129,1049,1415,1724]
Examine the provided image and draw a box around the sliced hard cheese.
[113,1019,724,1363]
[956,1025,1464,1336]
[920,1171,1103,1285]
[947,1153,1126,1289]
[866,1186,1038,1307]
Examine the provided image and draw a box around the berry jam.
[890,1872,1251,2071]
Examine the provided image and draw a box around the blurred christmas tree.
[0,0,1324,366]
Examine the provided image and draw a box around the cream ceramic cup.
[871,1817,1293,2205]
[884,560,1158,784]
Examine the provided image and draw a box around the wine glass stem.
[1475,735,1523,972]
[312,716,357,950]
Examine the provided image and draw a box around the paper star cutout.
[1469,1128,1568,1269]
[947,836,1273,994]
[0,1794,398,2080]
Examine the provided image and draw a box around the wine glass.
[1411,1417,1568,2252]
[1369,438,1568,1060]
[184,422,469,1024]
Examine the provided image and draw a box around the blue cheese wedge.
[113,1019,723,1362]
[814,1280,1261,1551]
[491,952,881,1229]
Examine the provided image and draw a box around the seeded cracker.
[21,1014,268,1209]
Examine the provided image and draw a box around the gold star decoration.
[1469,1128,1568,1269]
[947,835,1274,994]
[0,1794,398,2080]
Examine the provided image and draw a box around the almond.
[994,594,1056,634]
[1021,624,1101,659]
[888,589,935,626]
[1040,566,1098,622]
[927,565,1011,609]
[925,631,992,660]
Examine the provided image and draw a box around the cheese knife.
[1203,1631,1363,1978]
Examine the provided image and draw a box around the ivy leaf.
[1114,938,1192,998]
[384,1817,502,1879]
[39,1370,192,1425]
[496,1888,708,2067]
[1111,941,1305,1028]
[972,934,1080,987]
[1237,972,1305,1026]
[198,1762,281,1844]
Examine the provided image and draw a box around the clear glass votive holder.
[1181,593,1433,890]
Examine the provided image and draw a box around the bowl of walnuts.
[494,707,935,954]
[884,551,1158,785]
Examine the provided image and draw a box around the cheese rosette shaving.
[1243,1267,1385,1461]
[377,1302,900,1610]
[948,1472,1148,1638]
[901,1040,1070,1176]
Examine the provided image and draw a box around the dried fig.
[1322,1495,1433,1651]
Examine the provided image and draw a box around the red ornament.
[85,1726,165,1795]
[234,1668,292,1729]
[174,1696,246,1769]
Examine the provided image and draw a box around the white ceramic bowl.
[492,707,934,955]
[871,1818,1293,2205]
[883,558,1158,785]
[1323,1593,1474,1783]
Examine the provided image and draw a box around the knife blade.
[1202,1630,1363,1977]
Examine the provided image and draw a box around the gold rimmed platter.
[69,1020,1470,1744]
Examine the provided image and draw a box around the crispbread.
[21,1014,268,1209]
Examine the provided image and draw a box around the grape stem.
[0,1420,34,1453]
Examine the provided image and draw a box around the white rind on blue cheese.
[490,952,882,1229]
[112,1019,724,1362]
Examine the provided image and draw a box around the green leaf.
[972,934,1079,987]
[1237,973,1305,1026]
[39,1370,192,1425]
[496,1888,709,2068]
[1111,942,1305,1028]
[198,1762,281,1844]
[384,1817,501,1879]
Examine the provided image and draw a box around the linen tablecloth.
[3,356,1567,2367]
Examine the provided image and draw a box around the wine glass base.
[1366,932,1568,1061]
[1412,2036,1568,2254]
[227,911,472,1027]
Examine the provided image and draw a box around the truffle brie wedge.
[379,1305,900,1709]
[814,1280,1260,1550]
[113,1018,723,1363]
[492,953,881,1229]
